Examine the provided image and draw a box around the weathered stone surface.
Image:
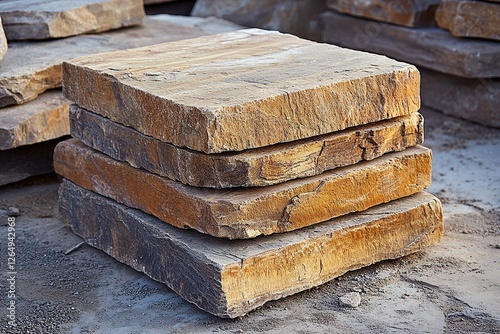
[0,0,145,41]
[63,29,420,154]
[0,138,64,186]
[322,11,500,78]
[144,0,177,4]
[420,68,500,128]
[59,180,444,318]
[327,0,440,27]
[0,15,242,108]
[54,139,432,239]
[436,0,500,41]
[0,16,6,61]
[191,0,326,41]
[0,90,70,150]
[71,105,424,188]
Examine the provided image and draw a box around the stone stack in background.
[55,29,443,317]
[0,0,241,186]
[322,0,500,128]
[0,16,6,61]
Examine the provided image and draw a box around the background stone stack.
[322,0,500,128]
[54,29,443,318]
[0,0,241,186]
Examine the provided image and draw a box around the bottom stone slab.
[58,180,444,318]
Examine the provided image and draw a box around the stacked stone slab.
[322,0,500,128]
[55,29,443,317]
[0,0,242,185]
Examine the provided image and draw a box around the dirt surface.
[1,108,499,334]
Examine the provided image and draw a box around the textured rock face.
[436,0,500,41]
[0,138,63,186]
[327,0,440,27]
[191,0,326,41]
[0,16,6,61]
[0,90,70,150]
[63,29,420,153]
[322,11,500,78]
[54,139,432,239]
[59,180,444,318]
[0,15,242,107]
[71,105,424,188]
[420,69,500,128]
[0,0,145,40]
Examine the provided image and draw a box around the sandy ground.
[0,108,499,334]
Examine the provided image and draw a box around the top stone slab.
[0,0,145,41]
[63,29,420,153]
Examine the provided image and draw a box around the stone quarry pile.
[54,29,444,318]
[322,0,500,128]
[0,0,240,186]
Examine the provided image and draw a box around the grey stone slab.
[0,14,242,108]
[70,105,424,188]
[322,10,500,78]
[0,0,145,40]
[58,179,443,318]
[0,90,70,150]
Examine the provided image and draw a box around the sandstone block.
[0,90,70,150]
[322,11,500,78]
[420,68,500,128]
[436,0,500,41]
[54,139,432,239]
[63,29,420,153]
[0,15,242,107]
[59,180,444,318]
[71,105,424,188]
[0,138,63,186]
[327,0,440,27]
[0,0,144,41]
[0,16,6,61]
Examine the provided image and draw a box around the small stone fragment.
[7,207,20,217]
[0,0,145,41]
[339,292,361,308]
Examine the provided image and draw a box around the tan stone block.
[54,139,432,239]
[420,68,500,128]
[0,15,242,107]
[0,16,6,61]
[436,0,500,41]
[0,90,70,150]
[0,0,145,41]
[63,29,420,153]
[71,105,424,188]
[322,10,500,78]
[59,180,444,318]
[191,0,327,41]
[327,0,440,27]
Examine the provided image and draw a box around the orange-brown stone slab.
[54,139,432,239]
[59,180,444,318]
[436,0,500,41]
[63,29,420,153]
[327,0,440,27]
[71,105,424,188]
[322,10,500,78]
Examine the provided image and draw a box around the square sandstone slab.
[54,139,432,239]
[70,105,424,188]
[59,180,444,318]
[63,29,420,153]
